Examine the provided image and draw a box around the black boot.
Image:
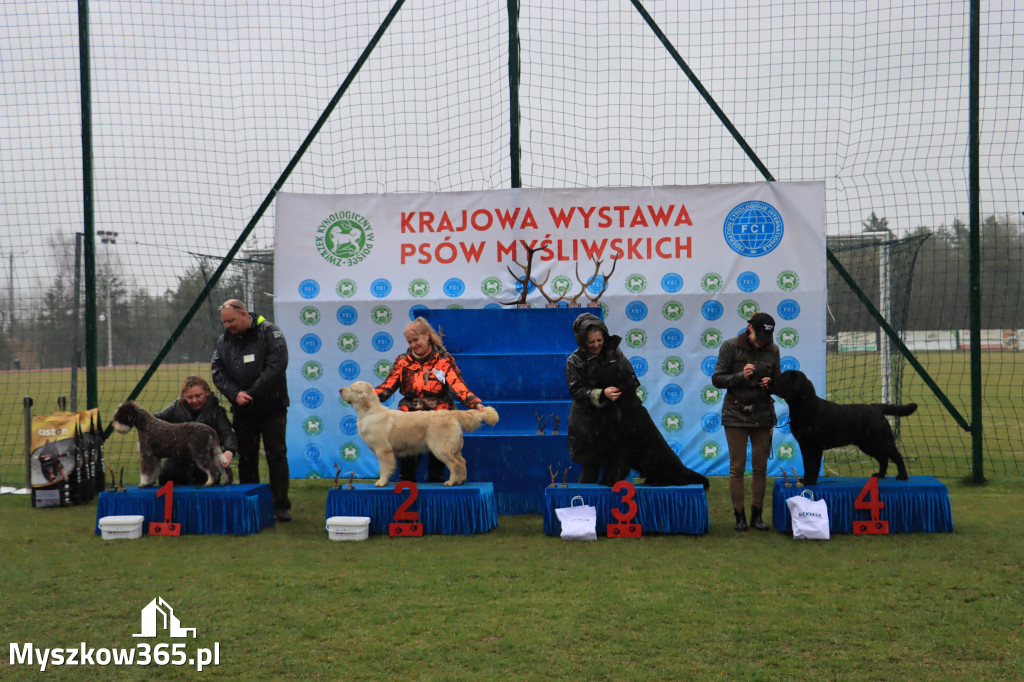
[734,508,748,531]
[750,505,769,531]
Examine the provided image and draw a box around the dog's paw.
[896,472,909,481]
[374,479,388,487]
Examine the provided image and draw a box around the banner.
[275,182,826,479]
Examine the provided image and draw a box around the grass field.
[2,478,1022,680]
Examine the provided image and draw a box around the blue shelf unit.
[419,307,601,514]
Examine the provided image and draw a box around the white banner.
[275,182,826,479]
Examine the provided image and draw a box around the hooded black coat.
[565,313,709,487]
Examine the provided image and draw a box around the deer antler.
[501,244,561,307]
[528,269,564,307]
[565,257,617,306]
[584,257,617,305]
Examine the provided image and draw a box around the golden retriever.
[339,381,499,486]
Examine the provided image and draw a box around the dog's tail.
[873,403,918,417]
[454,406,500,432]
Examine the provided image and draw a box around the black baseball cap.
[749,313,775,345]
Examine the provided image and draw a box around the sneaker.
[275,510,292,522]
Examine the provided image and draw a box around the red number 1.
[148,481,180,536]
[853,476,889,535]
[607,480,642,538]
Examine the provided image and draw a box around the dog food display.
[30,411,94,508]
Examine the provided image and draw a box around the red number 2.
[389,481,423,537]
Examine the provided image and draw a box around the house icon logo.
[133,597,196,638]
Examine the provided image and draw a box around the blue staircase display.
[420,307,601,514]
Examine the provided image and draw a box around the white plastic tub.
[326,516,371,541]
[98,515,145,540]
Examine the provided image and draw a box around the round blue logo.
[298,279,320,299]
[299,334,322,354]
[775,413,792,434]
[409,304,429,320]
[443,278,466,298]
[661,384,684,405]
[661,328,684,349]
[777,298,801,320]
[372,332,393,353]
[661,273,683,293]
[701,412,723,433]
[336,305,358,326]
[781,356,800,372]
[586,275,605,295]
[701,356,718,377]
[630,356,648,377]
[340,415,358,436]
[370,278,392,298]
[303,444,323,463]
[667,440,683,456]
[737,271,760,292]
[723,201,784,257]
[701,300,724,321]
[625,301,648,321]
[301,388,324,409]
[339,360,360,381]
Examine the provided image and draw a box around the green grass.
[2,478,1022,680]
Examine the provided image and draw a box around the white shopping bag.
[554,495,597,541]
[786,489,830,540]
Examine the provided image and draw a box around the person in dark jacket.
[212,299,292,521]
[712,312,781,531]
[565,312,709,489]
[155,375,238,485]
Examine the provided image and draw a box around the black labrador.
[770,370,914,485]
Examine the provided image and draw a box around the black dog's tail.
[872,403,918,417]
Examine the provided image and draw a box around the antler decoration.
[790,467,802,486]
[502,244,563,307]
[782,469,792,487]
[562,467,571,487]
[565,257,618,307]
[106,463,117,492]
[550,414,560,435]
[535,410,547,435]
[548,464,558,488]
[346,472,355,490]
[333,463,342,489]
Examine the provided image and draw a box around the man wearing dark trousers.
[212,299,292,522]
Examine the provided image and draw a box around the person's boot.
[750,505,769,531]
[734,508,748,531]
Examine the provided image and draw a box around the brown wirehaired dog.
[770,370,914,485]
[340,381,499,487]
[112,401,233,487]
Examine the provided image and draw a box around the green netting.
[1,1,1021,485]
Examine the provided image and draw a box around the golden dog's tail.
[455,406,500,432]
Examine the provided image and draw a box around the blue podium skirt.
[95,484,275,535]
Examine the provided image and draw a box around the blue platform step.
[95,484,275,536]
[543,484,710,536]
[325,483,497,535]
[462,434,572,514]
[771,476,953,534]
[482,400,570,434]
[425,308,599,353]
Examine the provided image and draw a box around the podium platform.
[95,484,274,536]
[325,483,498,535]
[543,484,709,536]
[772,476,953,534]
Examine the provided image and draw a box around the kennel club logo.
[315,211,374,266]
[723,201,784,257]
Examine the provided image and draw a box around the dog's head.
[112,401,141,434]
[339,382,381,413]
[770,370,815,403]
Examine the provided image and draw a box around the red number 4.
[853,476,889,535]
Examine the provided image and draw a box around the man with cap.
[712,313,781,531]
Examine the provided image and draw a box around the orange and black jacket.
[374,345,482,412]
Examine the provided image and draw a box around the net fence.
[1,0,1021,485]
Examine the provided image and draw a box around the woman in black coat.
[565,313,709,488]
[155,376,238,485]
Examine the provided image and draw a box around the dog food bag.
[30,412,82,508]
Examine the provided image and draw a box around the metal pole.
[968,0,983,483]
[78,0,98,409]
[23,396,34,490]
[70,233,82,410]
[507,0,521,188]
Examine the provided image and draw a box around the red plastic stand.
[148,481,181,536]
[388,481,424,537]
[853,476,890,535]
[606,479,643,538]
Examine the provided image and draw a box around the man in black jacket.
[212,299,292,521]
